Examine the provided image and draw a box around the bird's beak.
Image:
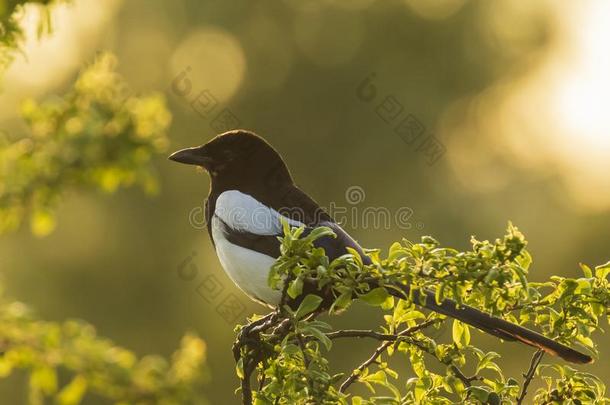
[168,146,211,167]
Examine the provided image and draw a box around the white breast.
[211,190,304,306]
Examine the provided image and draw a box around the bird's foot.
[233,311,279,361]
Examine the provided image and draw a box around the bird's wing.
[222,186,592,364]
[220,184,371,263]
[221,218,370,265]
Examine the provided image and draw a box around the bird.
[169,129,592,365]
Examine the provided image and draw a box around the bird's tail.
[386,285,593,364]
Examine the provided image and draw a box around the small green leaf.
[594,261,610,280]
[304,226,336,243]
[330,291,352,313]
[56,375,87,405]
[388,242,406,261]
[517,250,533,270]
[236,357,244,379]
[346,247,363,267]
[304,326,332,351]
[467,386,490,402]
[287,277,304,299]
[580,263,593,278]
[30,365,57,395]
[452,320,470,348]
[295,294,323,319]
[359,287,389,306]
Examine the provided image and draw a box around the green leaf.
[380,295,395,311]
[362,370,387,385]
[388,242,406,261]
[302,325,332,351]
[236,357,244,379]
[452,320,470,348]
[435,284,445,305]
[294,294,323,319]
[280,217,291,237]
[304,226,336,243]
[56,375,87,405]
[475,351,501,374]
[330,291,352,313]
[443,375,465,395]
[467,386,490,402]
[594,261,610,280]
[346,247,363,267]
[517,250,533,270]
[30,365,57,395]
[580,263,593,278]
[287,277,304,299]
[359,287,389,306]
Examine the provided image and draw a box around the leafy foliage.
[234,223,610,404]
[0,52,171,236]
[1,7,204,403]
[0,287,208,404]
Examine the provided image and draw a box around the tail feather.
[387,286,593,364]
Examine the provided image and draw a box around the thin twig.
[296,333,311,369]
[339,319,437,393]
[517,349,544,405]
[339,338,391,393]
[233,312,278,362]
[296,332,316,400]
[398,334,479,388]
[326,329,403,341]
[241,359,254,405]
[449,365,480,388]
[233,311,283,405]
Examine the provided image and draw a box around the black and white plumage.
[169,129,592,364]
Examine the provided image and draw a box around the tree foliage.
[0,52,171,236]
[0,287,208,404]
[234,222,610,404]
[1,6,208,405]
[0,46,205,402]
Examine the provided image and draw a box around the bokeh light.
[0,0,122,120]
[444,0,610,210]
[169,27,246,103]
[403,0,466,20]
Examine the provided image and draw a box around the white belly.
[211,215,280,305]
[210,190,304,306]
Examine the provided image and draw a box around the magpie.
[169,129,592,364]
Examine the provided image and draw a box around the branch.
[326,329,401,341]
[339,337,390,393]
[241,366,253,405]
[517,349,544,405]
[449,365,481,388]
[391,329,480,389]
[233,311,283,405]
[339,319,437,393]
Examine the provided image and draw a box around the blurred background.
[1,0,608,402]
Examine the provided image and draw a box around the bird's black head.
[169,129,293,192]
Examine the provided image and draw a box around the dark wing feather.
[221,219,371,265]
[215,185,592,364]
